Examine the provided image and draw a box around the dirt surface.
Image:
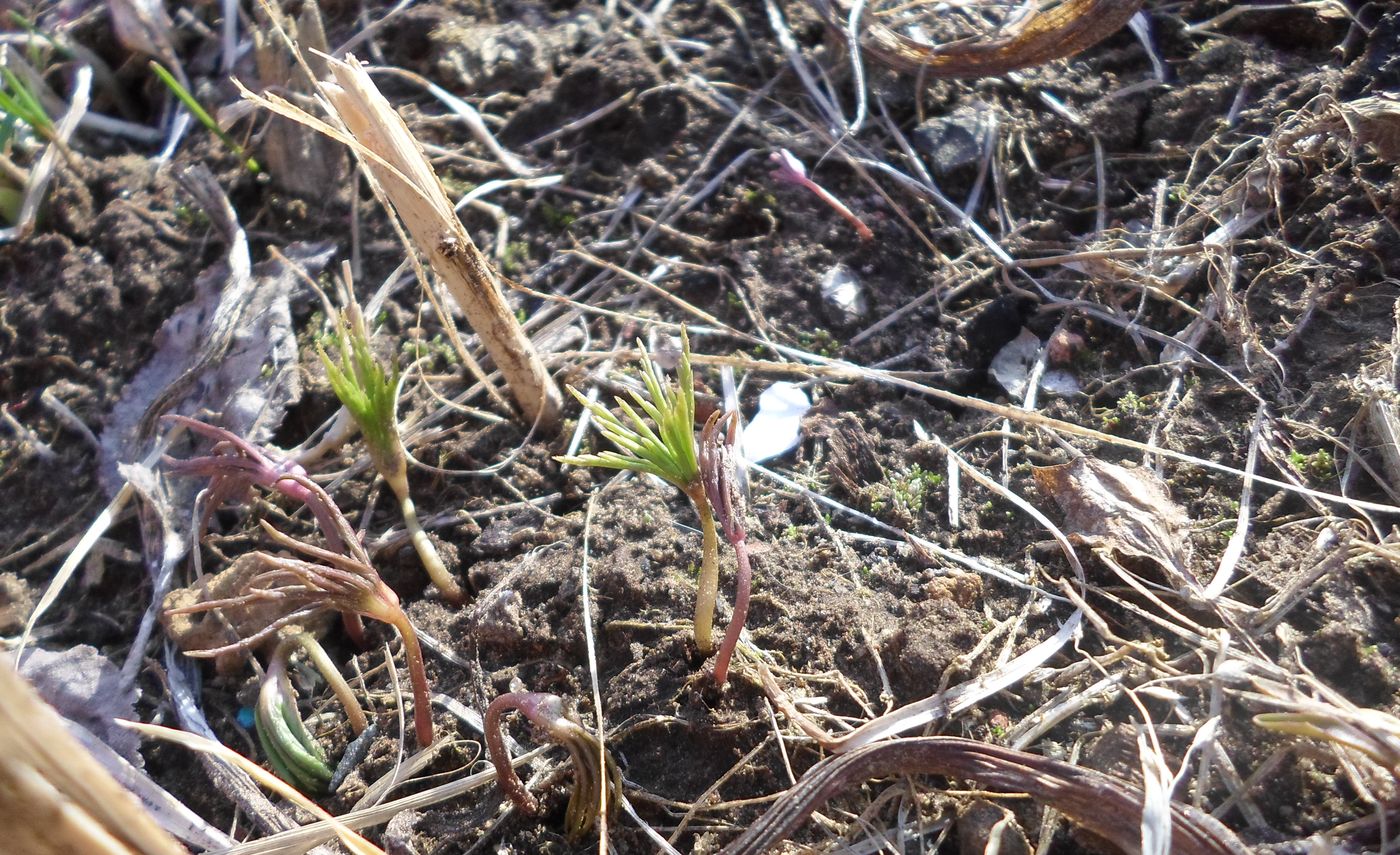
[5,0,1400,853]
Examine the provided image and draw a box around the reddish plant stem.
[391,613,435,748]
[712,538,752,686]
[484,692,548,815]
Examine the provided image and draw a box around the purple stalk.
[700,412,754,686]
[163,415,368,646]
[769,149,874,243]
[485,691,559,815]
[162,415,351,554]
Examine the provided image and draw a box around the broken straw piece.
[315,54,561,429]
[742,382,811,463]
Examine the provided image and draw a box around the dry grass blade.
[119,720,384,855]
[719,737,1249,855]
[0,657,185,855]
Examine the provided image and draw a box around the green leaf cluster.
[0,66,51,150]
[559,330,699,490]
[319,306,402,468]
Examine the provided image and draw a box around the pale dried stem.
[318,56,562,430]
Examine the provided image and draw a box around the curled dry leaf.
[720,736,1249,855]
[162,553,333,674]
[1336,95,1400,163]
[1033,457,1194,587]
[18,645,141,765]
[818,0,1144,78]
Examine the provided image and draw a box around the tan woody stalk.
[317,55,561,429]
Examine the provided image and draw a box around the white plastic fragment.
[741,382,811,463]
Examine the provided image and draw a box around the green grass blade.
[149,60,260,173]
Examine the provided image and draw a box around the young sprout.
[163,414,351,554]
[0,65,54,146]
[167,522,436,746]
[699,411,753,686]
[769,148,874,243]
[557,330,723,654]
[485,691,621,841]
[256,636,334,794]
[163,414,369,646]
[149,60,260,173]
[319,303,465,604]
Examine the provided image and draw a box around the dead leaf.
[161,553,332,675]
[18,645,141,765]
[1337,95,1400,163]
[1033,458,1194,587]
[0,657,185,855]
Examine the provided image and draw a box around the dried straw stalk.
[319,55,561,429]
[0,658,186,855]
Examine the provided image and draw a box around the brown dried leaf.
[161,553,331,673]
[1033,457,1193,584]
[1338,95,1400,163]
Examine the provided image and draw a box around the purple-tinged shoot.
[162,414,351,555]
[485,691,621,841]
[167,522,436,747]
[699,411,754,686]
[768,149,874,243]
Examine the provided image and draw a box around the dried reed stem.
[319,55,561,429]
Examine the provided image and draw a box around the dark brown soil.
[6,0,1400,853]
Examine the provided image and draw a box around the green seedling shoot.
[558,330,723,654]
[320,304,465,604]
[256,636,334,794]
[0,65,53,147]
[149,60,260,173]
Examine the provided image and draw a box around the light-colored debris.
[1033,457,1194,588]
[819,263,868,326]
[741,381,810,463]
[990,328,1080,399]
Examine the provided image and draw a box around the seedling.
[149,60,260,173]
[699,410,753,686]
[0,64,53,147]
[167,522,436,746]
[163,414,371,645]
[163,415,351,553]
[485,691,621,840]
[256,636,334,794]
[558,330,724,654]
[768,148,874,243]
[320,303,465,604]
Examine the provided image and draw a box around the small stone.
[912,102,995,177]
[820,264,868,326]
